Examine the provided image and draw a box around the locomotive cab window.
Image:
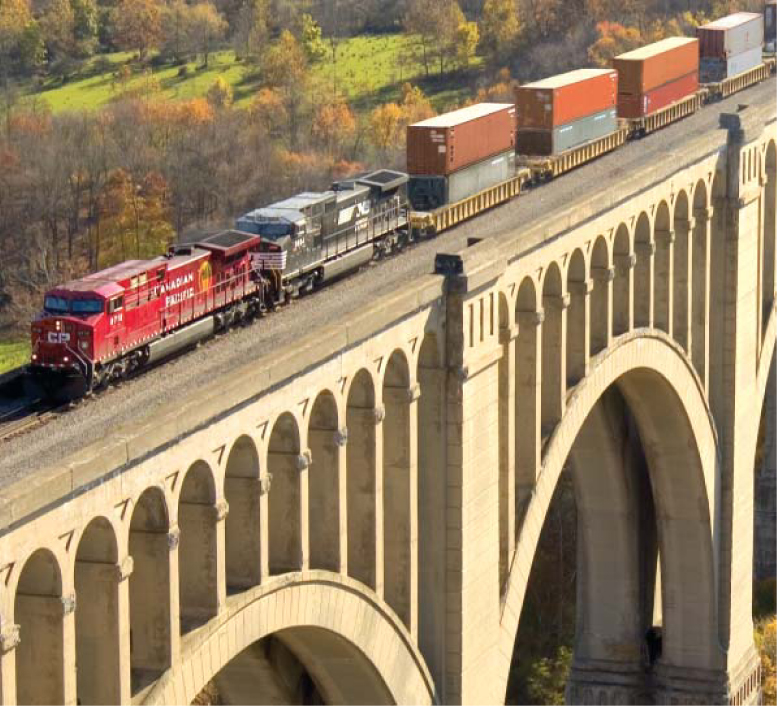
[71,298,103,314]
[108,296,123,313]
[44,295,69,313]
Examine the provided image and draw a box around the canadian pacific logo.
[156,272,196,308]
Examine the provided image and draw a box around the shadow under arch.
[143,573,435,706]
[498,332,721,704]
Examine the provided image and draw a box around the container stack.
[514,68,618,156]
[697,12,764,83]
[613,37,699,118]
[406,103,516,210]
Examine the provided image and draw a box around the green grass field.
[28,33,482,115]
[0,340,30,375]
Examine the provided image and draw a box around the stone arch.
[144,575,435,706]
[613,223,632,337]
[566,249,588,386]
[129,486,172,691]
[763,141,776,342]
[346,369,377,590]
[673,190,691,353]
[498,291,513,593]
[308,390,341,573]
[268,412,303,575]
[417,333,445,689]
[692,180,710,385]
[541,262,564,434]
[75,516,121,705]
[498,333,720,703]
[178,460,218,632]
[634,212,653,328]
[14,548,64,705]
[225,435,261,591]
[383,349,412,629]
[589,236,610,356]
[654,200,673,335]
[516,277,540,505]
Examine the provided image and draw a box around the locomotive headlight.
[63,356,69,363]
[32,354,37,361]
[55,321,61,330]
[80,341,88,351]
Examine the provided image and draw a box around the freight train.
[29,9,777,398]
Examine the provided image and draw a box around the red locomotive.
[30,230,282,397]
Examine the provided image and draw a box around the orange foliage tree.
[587,21,642,67]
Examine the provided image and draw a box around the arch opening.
[14,548,64,705]
[613,224,632,337]
[308,391,341,573]
[504,348,717,704]
[179,460,219,632]
[268,413,303,576]
[566,249,587,387]
[225,435,262,591]
[692,181,710,385]
[383,350,412,629]
[197,628,394,705]
[589,237,610,356]
[634,212,653,329]
[516,278,540,507]
[654,202,672,336]
[541,263,564,435]
[129,487,171,693]
[346,370,377,590]
[673,192,691,353]
[417,334,446,690]
[75,517,120,705]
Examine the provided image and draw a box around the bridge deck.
[0,78,774,508]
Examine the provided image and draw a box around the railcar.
[30,230,279,397]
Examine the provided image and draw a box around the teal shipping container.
[515,108,617,157]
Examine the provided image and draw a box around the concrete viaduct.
[0,101,775,705]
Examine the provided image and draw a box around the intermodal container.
[514,69,617,130]
[613,37,699,95]
[617,71,699,118]
[699,45,763,82]
[515,108,617,156]
[764,0,775,50]
[408,150,515,210]
[407,103,516,176]
[697,13,764,58]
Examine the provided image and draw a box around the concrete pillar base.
[650,654,761,706]
[566,660,649,705]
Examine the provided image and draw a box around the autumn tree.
[312,98,355,157]
[399,82,434,125]
[479,0,520,66]
[0,0,44,78]
[262,30,309,147]
[369,102,402,153]
[187,2,227,67]
[232,0,268,61]
[455,19,478,68]
[38,0,74,60]
[587,21,642,67]
[161,0,192,61]
[111,0,163,59]
[403,0,436,76]
[299,12,325,63]
[206,75,232,108]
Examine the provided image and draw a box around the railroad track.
[0,400,65,443]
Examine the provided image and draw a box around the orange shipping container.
[515,69,618,130]
[614,37,699,95]
[406,103,516,176]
